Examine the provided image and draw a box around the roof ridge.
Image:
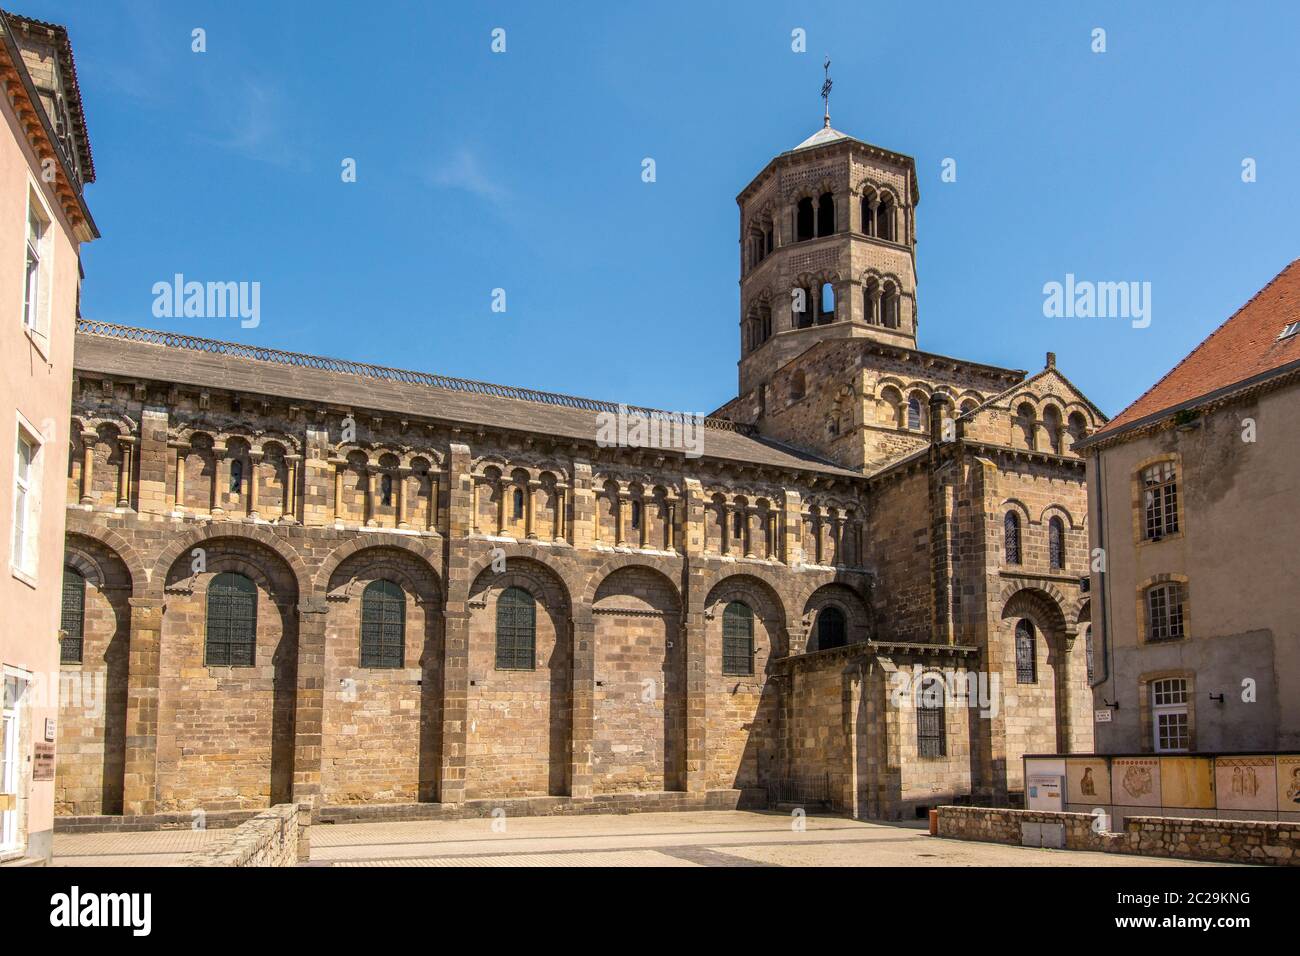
[74,320,754,434]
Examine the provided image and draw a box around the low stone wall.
[935,805,1298,866]
[54,788,749,834]
[182,804,310,867]
[316,788,748,825]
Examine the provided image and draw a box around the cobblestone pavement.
[54,810,1228,866]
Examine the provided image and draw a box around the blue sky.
[41,0,1300,419]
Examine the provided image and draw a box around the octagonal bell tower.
[736,106,920,397]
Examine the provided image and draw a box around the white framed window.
[19,184,52,337]
[1152,677,1190,753]
[1280,321,1300,341]
[10,418,43,581]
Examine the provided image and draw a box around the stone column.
[363,466,375,527]
[744,507,756,558]
[570,615,595,798]
[331,460,344,523]
[666,498,677,551]
[283,454,301,523]
[116,436,135,508]
[638,498,648,549]
[211,443,228,516]
[469,477,479,534]
[614,490,625,546]
[1058,627,1079,754]
[554,486,566,541]
[292,597,328,805]
[122,597,165,816]
[495,479,505,535]
[171,444,187,512]
[80,431,96,504]
[396,466,410,529]
[247,451,262,519]
[525,480,537,539]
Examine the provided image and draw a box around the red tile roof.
[1091,258,1300,439]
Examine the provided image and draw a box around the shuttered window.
[206,572,257,666]
[361,579,405,668]
[1015,619,1036,684]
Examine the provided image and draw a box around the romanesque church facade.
[55,121,1100,823]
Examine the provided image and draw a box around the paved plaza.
[51,811,1228,867]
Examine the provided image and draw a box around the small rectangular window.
[1280,321,1300,340]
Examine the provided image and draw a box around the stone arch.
[323,544,444,804]
[63,516,148,595]
[801,582,871,653]
[58,532,136,816]
[149,525,309,601]
[156,533,301,812]
[465,554,573,799]
[999,585,1071,783]
[313,533,442,595]
[591,564,685,793]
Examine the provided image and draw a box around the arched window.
[732,511,744,539]
[380,473,393,507]
[512,487,525,520]
[1004,512,1021,565]
[1043,405,1063,454]
[1015,619,1036,683]
[882,287,900,328]
[1016,402,1037,449]
[229,459,243,494]
[360,579,405,668]
[60,567,85,664]
[820,282,835,322]
[1067,411,1088,450]
[495,586,536,670]
[815,606,847,650]
[630,500,642,530]
[863,280,879,323]
[917,674,946,757]
[206,572,257,666]
[817,192,835,236]
[1048,516,1065,570]
[862,196,877,237]
[907,396,922,431]
[795,286,814,328]
[796,197,815,241]
[722,601,754,676]
[878,197,896,241]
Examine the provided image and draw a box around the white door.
[0,674,28,851]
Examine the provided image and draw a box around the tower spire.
[821,57,833,128]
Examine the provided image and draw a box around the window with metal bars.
[1015,619,1036,683]
[1142,462,1179,540]
[1004,511,1021,565]
[1048,516,1065,570]
[205,572,257,666]
[815,606,847,650]
[722,601,754,676]
[1146,583,1185,642]
[917,675,946,757]
[360,579,405,668]
[495,586,536,670]
[60,567,85,664]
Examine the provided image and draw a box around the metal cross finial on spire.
[821,57,833,128]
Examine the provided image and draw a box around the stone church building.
[54,119,1102,824]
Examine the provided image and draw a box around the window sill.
[10,565,38,590]
[1138,531,1184,547]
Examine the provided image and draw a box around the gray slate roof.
[74,323,862,479]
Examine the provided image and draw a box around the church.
[54,112,1102,825]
